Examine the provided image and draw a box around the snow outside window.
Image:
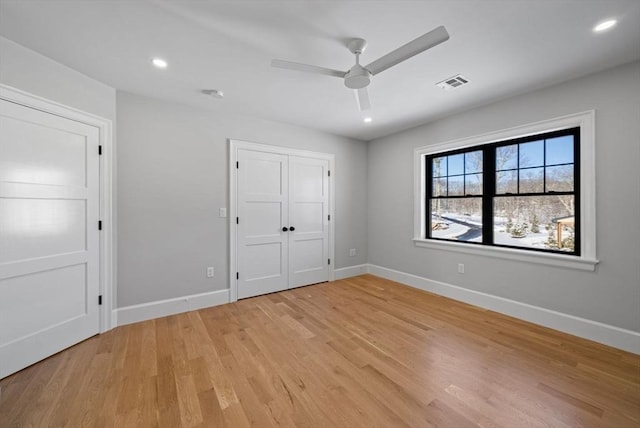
[413,111,598,271]
[427,128,579,255]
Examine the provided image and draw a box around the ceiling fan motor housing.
[344,65,372,89]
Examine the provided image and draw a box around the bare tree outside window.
[427,128,578,254]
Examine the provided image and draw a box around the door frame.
[0,84,115,332]
[229,139,335,302]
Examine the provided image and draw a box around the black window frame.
[425,127,580,256]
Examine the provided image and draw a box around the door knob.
[282,227,288,232]
[289,226,295,231]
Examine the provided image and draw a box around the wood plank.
[1,274,638,427]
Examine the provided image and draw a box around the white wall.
[116,91,368,308]
[368,61,640,333]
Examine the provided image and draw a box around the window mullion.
[483,146,495,245]
[543,138,547,193]
[573,129,581,255]
[425,156,432,238]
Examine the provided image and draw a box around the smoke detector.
[436,74,469,90]
[201,89,224,99]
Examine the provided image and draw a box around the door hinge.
[98,220,102,230]
[98,295,103,305]
[236,217,239,224]
[328,170,331,177]
[98,145,103,155]
[236,161,239,169]
[236,272,239,280]
[328,214,331,221]
[328,258,331,265]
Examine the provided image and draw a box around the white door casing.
[229,140,334,301]
[0,85,113,379]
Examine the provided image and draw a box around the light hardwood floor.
[1,274,639,427]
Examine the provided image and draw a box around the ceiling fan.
[271,26,450,112]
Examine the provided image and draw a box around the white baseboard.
[334,264,369,280]
[367,264,640,354]
[111,309,118,329]
[115,289,230,326]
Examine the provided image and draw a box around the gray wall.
[0,36,116,121]
[368,60,640,332]
[117,91,368,307]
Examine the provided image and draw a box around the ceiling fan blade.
[355,87,371,111]
[365,26,450,76]
[271,59,345,78]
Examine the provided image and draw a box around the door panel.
[0,99,100,379]
[245,243,285,280]
[2,264,87,345]
[237,150,288,299]
[292,239,324,270]
[288,156,329,288]
[0,198,87,262]
[294,202,324,232]
[245,202,282,237]
[0,114,87,187]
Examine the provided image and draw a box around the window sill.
[413,238,598,271]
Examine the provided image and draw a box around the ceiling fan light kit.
[271,26,450,112]
[344,66,372,89]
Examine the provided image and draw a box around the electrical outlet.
[207,267,215,277]
[349,248,357,257]
[457,263,465,274]
[219,208,227,218]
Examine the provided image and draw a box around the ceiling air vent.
[436,74,469,90]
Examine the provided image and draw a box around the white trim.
[111,309,118,328]
[413,110,597,271]
[229,140,238,301]
[0,84,115,332]
[413,239,597,271]
[334,264,369,280]
[367,264,640,354]
[329,158,336,283]
[115,289,230,326]
[228,139,336,302]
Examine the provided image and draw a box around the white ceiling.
[1,0,639,141]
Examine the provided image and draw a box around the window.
[413,111,597,270]
[430,150,484,242]
[427,128,579,254]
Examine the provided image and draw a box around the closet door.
[0,99,100,379]
[288,156,329,288]
[236,149,289,299]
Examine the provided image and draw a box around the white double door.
[236,148,331,299]
[0,97,101,379]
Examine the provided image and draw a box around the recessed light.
[593,19,617,33]
[363,117,372,123]
[152,58,168,68]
